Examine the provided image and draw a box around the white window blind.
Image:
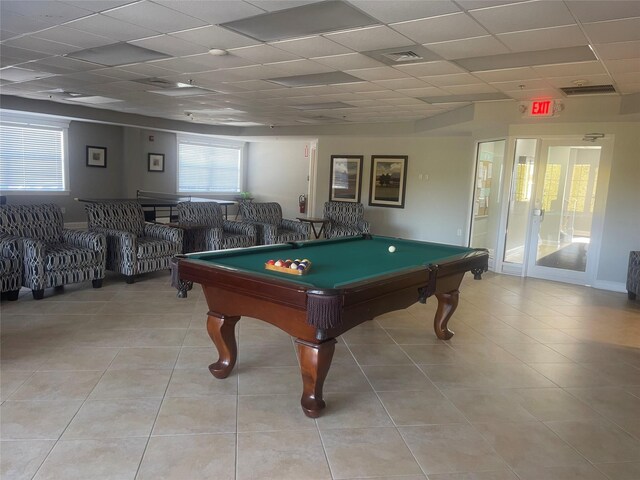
[178,139,242,193]
[0,122,66,192]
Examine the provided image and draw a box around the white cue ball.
[388,245,396,253]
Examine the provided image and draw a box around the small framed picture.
[369,155,408,208]
[148,153,164,172]
[86,146,107,168]
[329,155,363,203]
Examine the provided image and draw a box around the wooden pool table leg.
[207,313,240,379]
[434,290,459,340]
[295,338,337,418]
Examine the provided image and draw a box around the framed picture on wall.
[148,153,164,172]
[329,155,363,203]
[369,155,408,208]
[86,146,107,168]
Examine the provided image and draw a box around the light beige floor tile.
[108,347,179,370]
[421,363,494,389]
[342,326,395,345]
[383,327,442,345]
[238,326,293,346]
[0,440,55,480]
[399,424,506,474]
[175,346,217,369]
[166,368,238,397]
[582,363,640,387]
[1,400,83,439]
[32,438,146,480]
[475,363,557,388]
[237,394,316,432]
[330,343,358,365]
[443,388,538,423]
[531,363,615,387]
[62,397,161,439]
[181,327,212,346]
[514,463,609,479]
[428,470,518,480]
[322,427,422,478]
[324,364,374,393]
[349,344,413,365]
[238,430,331,480]
[566,387,640,425]
[36,347,119,371]
[378,390,467,426]
[152,395,237,435]
[362,365,437,392]
[238,344,299,368]
[474,421,588,469]
[8,371,102,401]
[137,433,236,480]
[500,343,573,364]
[545,418,640,463]
[548,343,638,364]
[238,366,302,395]
[316,392,393,429]
[0,371,33,401]
[519,329,582,343]
[98,300,196,316]
[89,369,172,399]
[126,328,187,347]
[513,388,600,421]
[449,343,521,364]
[1,346,58,372]
[594,461,640,480]
[400,344,460,364]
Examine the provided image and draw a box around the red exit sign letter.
[530,100,554,117]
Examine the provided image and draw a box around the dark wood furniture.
[296,217,329,239]
[176,235,488,417]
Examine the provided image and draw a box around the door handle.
[533,208,545,221]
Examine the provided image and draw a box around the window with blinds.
[0,118,68,192]
[177,137,243,193]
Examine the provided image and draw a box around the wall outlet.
[456,228,462,236]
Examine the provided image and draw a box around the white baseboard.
[64,222,87,229]
[592,280,627,293]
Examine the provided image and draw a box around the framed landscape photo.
[369,155,408,208]
[329,155,363,203]
[86,146,106,168]
[148,153,164,172]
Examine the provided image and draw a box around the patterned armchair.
[84,201,182,283]
[0,204,106,299]
[239,202,309,245]
[0,235,23,300]
[628,251,640,300]
[177,202,256,252]
[323,201,370,239]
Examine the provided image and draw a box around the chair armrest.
[223,220,256,237]
[143,223,183,244]
[21,237,46,290]
[62,229,106,253]
[0,233,22,260]
[357,219,370,234]
[281,218,310,235]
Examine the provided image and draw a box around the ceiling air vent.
[133,77,176,88]
[560,84,616,96]
[382,51,423,63]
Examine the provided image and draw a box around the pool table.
[175,234,488,417]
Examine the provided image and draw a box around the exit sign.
[531,100,552,116]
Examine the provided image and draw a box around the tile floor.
[1,270,640,480]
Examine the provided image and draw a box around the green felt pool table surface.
[183,235,480,289]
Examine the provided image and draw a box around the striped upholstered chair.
[239,202,309,245]
[0,204,106,299]
[323,201,370,239]
[177,202,256,253]
[85,201,182,283]
[0,235,23,300]
[628,251,640,300]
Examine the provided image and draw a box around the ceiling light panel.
[0,67,56,82]
[324,25,413,52]
[67,42,170,66]
[129,35,210,57]
[221,0,378,42]
[266,71,362,87]
[454,46,596,72]
[581,17,640,44]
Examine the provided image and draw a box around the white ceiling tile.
[566,0,640,23]
[545,73,613,88]
[348,0,460,23]
[421,72,482,86]
[469,1,576,34]
[532,61,607,77]
[424,36,509,60]
[603,59,640,74]
[65,14,160,41]
[220,64,291,80]
[0,10,54,36]
[265,59,335,75]
[344,66,408,81]
[473,67,540,82]
[311,53,385,70]
[582,18,640,44]
[0,29,20,41]
[171,26,261,50]
[93,67,145,80]
[393,61,467,76]
[270,36,352,57]
[245,1,318,13]
[35,55,102,72]
[0,45,49,62]
[490,78,553,91]
[333,81,380,92]
[395,86,447,97]
[61,1,139,13]
[497,25,589,52]
[392,13,488,44]
[147,57,220,74]
[184,53,255,70]
[503,87,561,100]
[372,78,431,90]
[616,82,640,94]
[456,0,529,9]
[104,1,207,34]
[611,72,640,84]
[153,0,266,24]
[593,41,640,60]
[128,35,209,57]
[356,90,403,99]
[228,44,301,63]
[444,83,499,95]
[32,26,114,49]
[324,26,413,52]
[118,62,178,77]
[1,0,92,23]
[231,79,285,91]
[3,36,79,56]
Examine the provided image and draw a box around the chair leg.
[92,279,103,289]
[5,290,20,301]
[32,289,45,300]
[629,291,637,300]
[125,275,135,284]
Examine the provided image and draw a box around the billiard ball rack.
[264,262,311,275]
